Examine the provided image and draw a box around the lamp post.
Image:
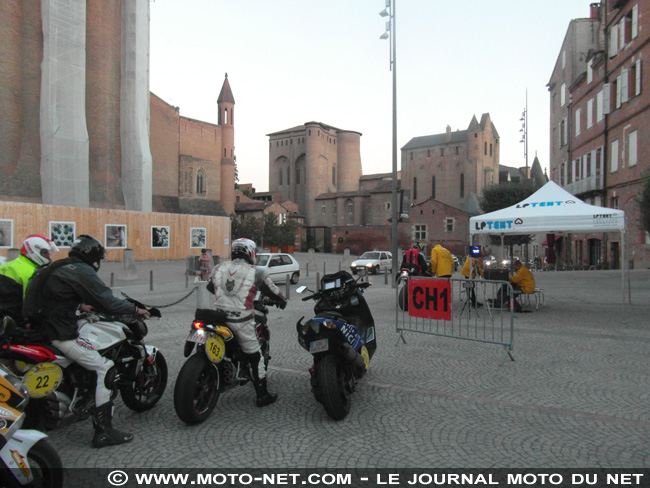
[519,89,528,178]
[380,0,399,287]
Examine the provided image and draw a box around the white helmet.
[21,234,60,266]
[231,238,256,264]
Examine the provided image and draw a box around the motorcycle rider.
[401,243,429,276]
[0,235,59,325]
[210,238,287,407]
[23,234,150,448]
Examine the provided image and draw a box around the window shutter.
[635,60,642,96]
[602,84,611,114]
[621,69,629,103]
[619,19,625,48]
[609,25,618,57]
[616,76,622,108]
[632,5,639,39]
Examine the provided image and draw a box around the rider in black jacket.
[23,234,150,448]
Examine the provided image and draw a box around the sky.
[149,0,593,192]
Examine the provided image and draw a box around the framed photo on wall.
[151,226,170,249]
[105,224,127,249]
[190,227,206,248]
[50,221,76,248]
[0,220,13,248]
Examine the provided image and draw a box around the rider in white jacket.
[211,238,287,407]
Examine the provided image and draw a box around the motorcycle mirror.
[1,315,17,339]
[296,286,308,294]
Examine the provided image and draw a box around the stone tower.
[218,73,235,216]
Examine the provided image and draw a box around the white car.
[350,251,392,275]
[255,253,300,284]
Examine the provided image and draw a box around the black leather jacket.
[23,257,137,341]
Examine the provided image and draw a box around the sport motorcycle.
[296,270,377,420]
[0,300,167,432]
[0,317,63,488]
[174,295,281,425]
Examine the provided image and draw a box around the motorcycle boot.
[247,352,277,407]
[92,402,134,448]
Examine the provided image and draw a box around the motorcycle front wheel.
[174,354,220,425]
[315,355,351,421]
[398,285,408,311]
[121,351,168,412]
[1,439,64,488]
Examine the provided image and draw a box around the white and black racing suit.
[210,258,286,380]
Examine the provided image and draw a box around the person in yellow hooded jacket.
[430,244,454,278]
[460,247,491,307]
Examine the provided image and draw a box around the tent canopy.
[470,181,625,235]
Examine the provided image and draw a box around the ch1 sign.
[407,278,452,321]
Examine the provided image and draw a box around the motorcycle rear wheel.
[120,351,168,412]
[1,439,63,488]
[174,354,220,425]
[398,286,408,311]
[315,355,351,421]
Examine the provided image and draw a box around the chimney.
[445,125,452,142]
[589,3,600,20]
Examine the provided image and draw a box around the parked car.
[255,252,300,284]
[350,251,392,275]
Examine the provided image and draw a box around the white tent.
[469,181,627,308]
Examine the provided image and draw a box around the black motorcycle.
[397,263,432,311]
[296,271,377,420]
[173,295,280,425]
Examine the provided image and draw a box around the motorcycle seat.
[316,311,346,321]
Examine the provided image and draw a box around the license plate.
[186,331,206,345]
[309,338,329,353]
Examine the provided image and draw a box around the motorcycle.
[397,263,432,311]
[173,295,280,425]
[0,300,167,432]
[0,317,63,488]
[296,270,377,420]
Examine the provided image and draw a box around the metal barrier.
[395,276,515,365]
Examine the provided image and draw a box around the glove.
[277,298,287,310]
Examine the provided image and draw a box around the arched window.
[196,169,206,196]
[224,108,228,125]
[287,168,290,185]
[460,173,465,198]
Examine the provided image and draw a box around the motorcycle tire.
[0,439,63,488]
[174,354,220,425]
[398,286,408,311]
[315,355,351,421]
[120,351,168,412]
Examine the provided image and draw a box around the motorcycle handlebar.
[301,281,370,301]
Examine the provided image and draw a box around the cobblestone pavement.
[44,254,650,469]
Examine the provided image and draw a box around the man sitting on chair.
[492,259,535,311]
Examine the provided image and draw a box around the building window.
[460,173,464,198]
[611,197,619,209]
[196,169,206,195]
[413,177,418,201]
[413,224,427,241]
[287,168,290,185]
[489,143,493,156]
[611,139,619,172]
[431,176,436,199]
[296,168,301,184]
[347,201,353,215]
[587,99,594,128]
[385,202,391,210]
[445,218,454,233]
[484,142,487,155]
[332,166,336,186]
[628,130,638,167]
[279,171,283,186]
[321,206,326,215]
[455,146,459,155]
[575,108,582,136]
[410,152,413,161]
[596,91,604,122]
[427,149,430,157]
[560,82,566,106]
[440,148,444,157]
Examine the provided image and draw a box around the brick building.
[548,1,650,269]
[0,0,233,260]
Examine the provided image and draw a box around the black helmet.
[69,234,105,271]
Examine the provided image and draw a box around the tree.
[479,181,538,262]
[640,171,650,234]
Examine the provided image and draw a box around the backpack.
[22,258,72,327]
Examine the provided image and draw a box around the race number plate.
[205,335,226,363]
[309,338,329,354]
[23,363,63,399]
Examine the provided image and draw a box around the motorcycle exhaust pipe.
[339,343,365,370]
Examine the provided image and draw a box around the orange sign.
[408,278,452,321]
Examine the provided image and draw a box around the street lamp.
[379,0,399,287]
[520,89,528,178]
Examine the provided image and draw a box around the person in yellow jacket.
[0,234,59,295]
[460,247,491,307]
[430,244,454,278]
[492,259,535,310]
